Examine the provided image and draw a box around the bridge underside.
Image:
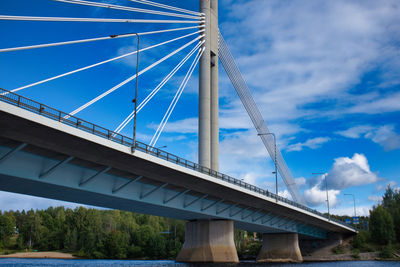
[0,140,320,237]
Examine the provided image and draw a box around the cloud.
[278,190,293,200]
[0,191,95,211]
[337,124,400,151]
[345,92,400,115]
[295,177,306,187]
[368,195,382,202]
[376,181,397,192]
[218,0,400,130]
[367,125,400,151]
[158,117,198,134]
[331,205,372,217]
[336,125,374,138]
[286,137,330,152]
[304,184,340,207]
[304,153,379,207]
[326,153,379,190]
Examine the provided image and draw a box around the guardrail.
[0,88,355,231]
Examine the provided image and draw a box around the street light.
[312,172,330,220]
[258,132,277,201]
[344,193,356,218]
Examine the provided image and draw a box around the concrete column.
[210,0,219,171]
[257,233,303,263]
[199,0,211,168]
[176,220,239,263]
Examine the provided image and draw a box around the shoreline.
[0,252,77,259]
[0,251,398,262]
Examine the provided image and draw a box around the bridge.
[0,0,356,263]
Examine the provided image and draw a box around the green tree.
[103,231,130,259]
[369,205,395,244]
[0,213,15,248]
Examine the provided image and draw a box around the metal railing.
[0,88,355,231]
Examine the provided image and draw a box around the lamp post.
[344,193,356,217]
[312,172,330,220]
[132,33,140,153]
[258,133,277,201]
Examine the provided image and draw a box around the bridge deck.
[0,89,356,238]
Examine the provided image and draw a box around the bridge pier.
[176,220,239,263]
[257,233,303,263]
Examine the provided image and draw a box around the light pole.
[258,133,277,201]
[344,193,356,217]
[312,172,330,220]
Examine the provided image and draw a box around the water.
[0,259,399,267]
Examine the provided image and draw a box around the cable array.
[218,32,306,205]
[0,26,202,53]
[149,47,204,147]
[9,30,203,93]
[0,15,200,24]
[69,35,203,117]
[52,0,201,20]
[128,0,202,17]
[114,40,205,134]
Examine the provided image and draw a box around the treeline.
[0,207,186,259]
[347,186,400,258]
[369,186,400,245]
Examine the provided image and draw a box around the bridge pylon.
[178,1,238,263]
[199,0,219,171]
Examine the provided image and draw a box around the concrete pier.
[257,233,303,263]
[176,220,239,263]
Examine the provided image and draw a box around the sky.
[0,0,399,217]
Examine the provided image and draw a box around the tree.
[369,205,395,244]
[0,213,15,248]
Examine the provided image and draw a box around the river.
[0,259,400,267]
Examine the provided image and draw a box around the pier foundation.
[176,220,239,263]
[257,233,303,263]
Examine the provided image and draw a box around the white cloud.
[278,190,293,200]
[336,125,374,138]
[367,125,400,151]
[286,137,330,152]
[159,117,198,133]
[304,153,380,207]
[331,205,372,217]
[304,184,340,207]
[337,124,400,151]
[295,177,306,187]
[218,0,400,130]
[326,153,379,190]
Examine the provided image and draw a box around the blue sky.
[0,0,399,217]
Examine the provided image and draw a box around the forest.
[0,206,259,259]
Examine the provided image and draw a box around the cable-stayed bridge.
[0,0,356,263]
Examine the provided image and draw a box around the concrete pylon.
[176,220,239,263]
[199,0,219,171]
[257,233,303,263]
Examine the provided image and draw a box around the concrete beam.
[0,143,27,164]
[177,220,239,263]
[257,233,303,263]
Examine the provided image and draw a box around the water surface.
[0,259,399,267]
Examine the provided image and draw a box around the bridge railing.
[0,88,354,230]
